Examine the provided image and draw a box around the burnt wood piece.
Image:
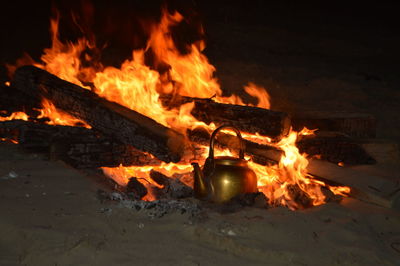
[0,120,161,168]
[292,111,376,138]
[150,170,193,199]
[12,65,185,163]
[126,177,148,200]
[297,133,376,165]
[160,95,291,140]
[286,184,313,209]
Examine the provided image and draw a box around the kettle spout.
[191,162,208,199]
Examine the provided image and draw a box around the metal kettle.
[192,125,258,203]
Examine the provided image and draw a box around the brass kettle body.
[192,125,258,203]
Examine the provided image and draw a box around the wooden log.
[188,127,374,166]
[50,136,161,169]
[12,65,185,163]
[292,111,376,138]
[297,132,376,165]
[150,170,193,199]
[0,120,161,168]
[160,95,291,140]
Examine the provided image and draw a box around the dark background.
[1,0,399,140]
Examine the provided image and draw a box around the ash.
[98,190,202,219]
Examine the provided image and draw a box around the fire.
[0,112,28,121]
[37,99,91,128]
[38,13,98,88]
[3,7,350,209]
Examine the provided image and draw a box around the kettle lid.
[214,156,248,166]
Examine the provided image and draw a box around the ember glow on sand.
[5,8,349,209]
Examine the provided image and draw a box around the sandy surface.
[0,144,400,265]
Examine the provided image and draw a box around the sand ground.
[0,144,400,265]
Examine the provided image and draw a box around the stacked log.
[6,65,399,210]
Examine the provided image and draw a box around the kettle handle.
[209,125,245,160]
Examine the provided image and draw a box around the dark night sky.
[0,1,398,66]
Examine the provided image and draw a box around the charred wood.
[160,95,291,140]
[188,127,374,166]
[292,111,376,138]
[297,132,376,165]
[0,120,161,168]
[286,184,313,209]
[126,177,148,200]
[12,66,185,163]
[150,170,193,199]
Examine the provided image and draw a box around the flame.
[0,112,29,121]
[37,13,98,88]
[256,129,328,209]
[243,82,271,109]
[37,99,91,128]
[146,10,221,98]
[4,7,349,209]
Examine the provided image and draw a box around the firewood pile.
[1,65,399,211]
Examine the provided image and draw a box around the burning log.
[188,127,374,166]
[292,111,376,138]
[0,120,161,168]
[160,95,291,139]
[12,65,185,163]
[286,184,313,209]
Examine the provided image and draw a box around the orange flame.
[4,8,349,209]
[0,112,29,121]
[37,99,91,128]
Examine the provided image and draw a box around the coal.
[126,177,148,200]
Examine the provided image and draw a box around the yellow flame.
[4,8,350,209]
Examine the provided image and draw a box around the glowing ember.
[4,7,349,209]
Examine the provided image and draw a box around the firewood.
[292,111,376,138]
[126,177,148,200]
[12,65,185,163]
[0,120,161,168]
[297,132,376,165]
[150,170,193,199]
[188,127,374,166]
[286,184,313,209]
[160,95,291,140]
